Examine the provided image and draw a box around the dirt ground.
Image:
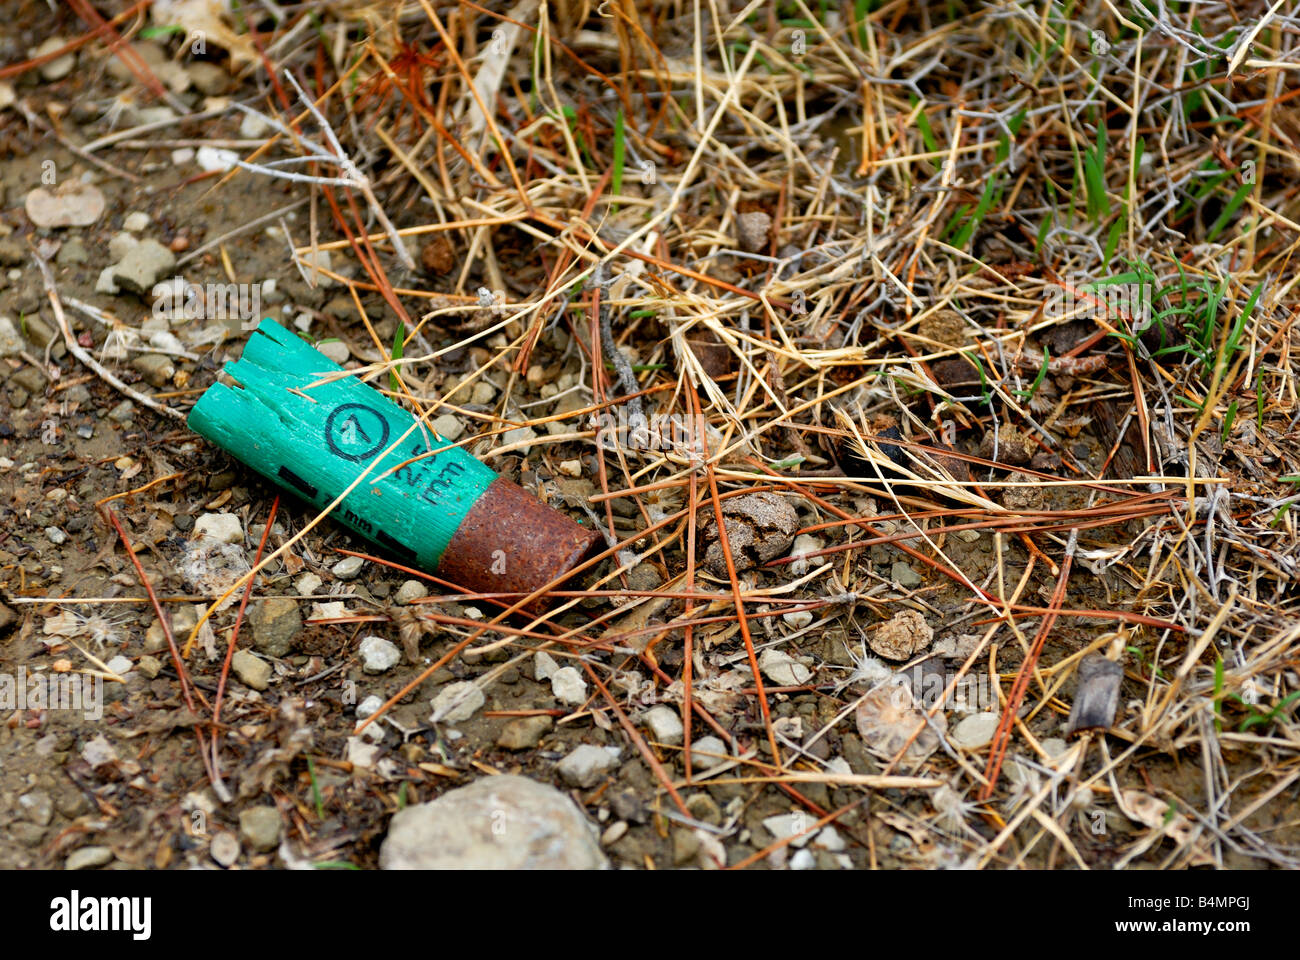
[2,0,1298,871]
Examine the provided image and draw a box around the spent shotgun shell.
[187,318,600,605]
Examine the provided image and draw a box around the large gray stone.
[380,775,606,870]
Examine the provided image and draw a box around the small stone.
[238,111,271,139]
[644,705,684,745]
[0,316,22,357]
[380,775,606,869]
[122,211,150,232]
[137,655,162,679]
[250,598,301,657]
[762,812,817,847]
[601,821,628,846]
[0,82,13,110]
[891,561,922,587]
[107,399,135,423]
[559,459,582,478]
[11,822,47,847]
[549,666,587,707]
[359,636,402,674]
[356,695,383,719]
[82,735,117,769]
[431,414,464,441]
[195,512,243,544]
[394,580,428,605]
[143,622,167,654]
[501,425,537,455]
[131,352,175,388]
[209,832,240,868]
[332,555,365,580]
[950,712,999,749]
[867,610,933,661]
[56,237,88,265]
[758,648,811,686]
[788,534,823,577]
[231,650,271,691]
[298,248,335,285]
[197,146,239,173]
[18,790,53,826]
[106,655,132,676]
[111,239,176,294]
[735,209,772,253]
[66,846,114,871]
[95,267,120,295]
[673,829,702,865]
[45,526,67,545]
[171,147,195,165]
[109,231,139,261]
[685,792,722,825]
[296,573,322,596]
[346,737,381,769]
[534,650,559,681]
[782,610,814,629]
[813,826,846,852]
[470,381,496,404]
[317,339,349,364]
[790,848,816,870]
[690,735,729,769]
[556,744,621,788]
[238,806,282,853]
[34,37,76,80]
[26,183,105,229]
[497,714,553,750]
[430,681,485,722]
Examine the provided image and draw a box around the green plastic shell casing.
[187,318,496,570]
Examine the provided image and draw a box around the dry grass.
[14,0,1300,869]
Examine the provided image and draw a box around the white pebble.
[194,512,243,544]
[430,681,485,722]
[332,555,364,579]
[644,705,683,745]
[295,573,322,596]
[758,648,811,686]
[358,636,401,674]
[533,650,559,681]
[196,146,239,172]
[550,666,587,707]
[782,610,814,629]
